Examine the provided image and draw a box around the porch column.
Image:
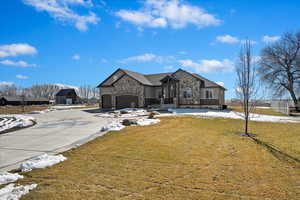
[112,95,116,109]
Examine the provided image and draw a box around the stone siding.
[174,70,224,106]
[174,70,201,105]
[100,74,144,108]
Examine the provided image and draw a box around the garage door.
[102,95,112,109]
[116,95,138,109]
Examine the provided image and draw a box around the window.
[200,80,205,88]
[205,90,213,99]
[183,88,192,98]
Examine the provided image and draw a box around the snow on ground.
[100,116,161,132]
[97,108,149,118]
[165,109,300,123]
[20,154,67,172]
[0,173,23,185]
[0,115,35,133]
[136,118,161,126]
[27,109,51,114]
[101,120,125,132]
[51,105,86,110]
[0,183,37,200]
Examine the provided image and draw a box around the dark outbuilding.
[0,96,50,106]
[55,89,79,104]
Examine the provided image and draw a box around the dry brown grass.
[17,117,300,200]
[229,106,286,116]
[0,105,49,114]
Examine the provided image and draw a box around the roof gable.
[172,69,226,90]
[56,89,77,96]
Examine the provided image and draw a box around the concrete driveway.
[0,108,110,172]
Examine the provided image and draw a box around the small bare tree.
[235,40,259,136]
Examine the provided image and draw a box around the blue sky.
[0,0,299,99]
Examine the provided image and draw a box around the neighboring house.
[0,96,50,106]
[55,89,79,104]
[97,68,226,109]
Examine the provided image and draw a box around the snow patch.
[101,117,160,132]
[136,118,160,126]
[27,109,51,114]
[101,121,125,132]
[0,173,23,185]
[20,154,67,172]
[166,109,300,123]
[0,115,35,133]
[51,105,86,110]
[97,108,149,118]
[0,183,37,200]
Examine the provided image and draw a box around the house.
[55,89,79,104]
[0,96,50,106]
[97,68,226,109]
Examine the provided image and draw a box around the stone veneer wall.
[174,70,201,105]
[174,70,224,107]
[100,74,144,108]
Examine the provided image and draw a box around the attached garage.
[102,95,112,109]
[116,95,138,109]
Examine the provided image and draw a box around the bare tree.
[259,31,300,110]
[0,83,17,96]
[79,85,92,103]
[236,40,259,136]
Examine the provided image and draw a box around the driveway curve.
[0,108,110,172]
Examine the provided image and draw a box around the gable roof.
[144,73,172,86]
[192,73,226,90]
[170,69,226,90]
[55,89,77,96]
[121,69,153,86]
[97,68,172,87]
[97,68,226,90]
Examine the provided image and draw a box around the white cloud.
[216,81,224,87]
[16,74,29,79]
[0,81,15,88]
[0,60,36,67]
[216,35,240,44]
[0,43,37,58]
[179,59,233,73]
[216,35,258,45]
[262,35,280,43]
[116,0,220,29]
[120,53,174,63]
[23,0,99,31]
[72,54,80,60]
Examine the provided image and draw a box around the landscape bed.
[9,116,300,200]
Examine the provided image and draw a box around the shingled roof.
[1,96,49,102]
[98,68,225,89]
[55,89,77,96]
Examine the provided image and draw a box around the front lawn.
[229,106,286,116]
[18,117,300,200]
[0,105,49,114]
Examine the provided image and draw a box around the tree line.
[0,84,99,102]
